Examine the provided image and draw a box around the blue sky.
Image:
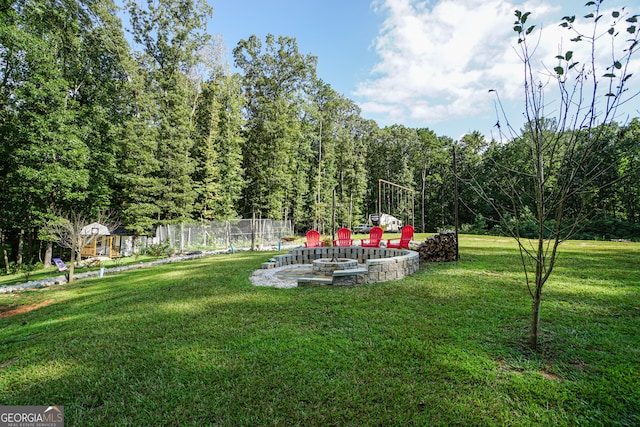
[203,1,640,140]
[209,1,382,96]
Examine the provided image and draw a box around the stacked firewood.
[417,230,458,262]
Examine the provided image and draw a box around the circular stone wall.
[260,246,420,285]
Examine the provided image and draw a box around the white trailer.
[368,213,403,233]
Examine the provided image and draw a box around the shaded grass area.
[0,237,638,426]
[0,255,163,289]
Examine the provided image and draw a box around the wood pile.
[417,230,458,262]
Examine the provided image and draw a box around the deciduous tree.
[471,2,639,349]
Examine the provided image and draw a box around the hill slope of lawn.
[1,236,638,426]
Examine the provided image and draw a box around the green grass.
[1,236,638,426]
[0,255,166,289]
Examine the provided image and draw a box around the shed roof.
[80,222,110,236]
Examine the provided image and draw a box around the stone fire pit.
[312,258,358,276]
[257,246,420,287]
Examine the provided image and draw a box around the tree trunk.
[68,247,75,283]
[3,248,9,275]
[529,286,542,349]
[44,241,53,268]
[529,250,545,349]
[68,236,81,283]
[16,229,24,268]
[26,230,33,264]
[421,161,427,233]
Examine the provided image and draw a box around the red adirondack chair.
[387,225,414,249]
[333,228,353,246]
[304,230,324,248]
[361,226,383,248]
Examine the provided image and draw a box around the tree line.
[1,0,639,268]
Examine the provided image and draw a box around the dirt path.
[0,299,55,318]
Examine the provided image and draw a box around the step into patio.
[297,267,368,287]
[297,276,333,286]
[332,268,368,286]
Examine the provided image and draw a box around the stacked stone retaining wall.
[262,246,420,285]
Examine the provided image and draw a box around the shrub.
[461,214,489,235]
[142,241,173,258]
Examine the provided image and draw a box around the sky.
[205,0,640,140]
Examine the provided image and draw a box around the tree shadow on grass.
[1,249,638,425]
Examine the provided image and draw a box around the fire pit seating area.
[261,246,420,287]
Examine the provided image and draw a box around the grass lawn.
[1,236,638,426]
[0,255,164,289]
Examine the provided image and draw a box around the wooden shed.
[80,222,121,258]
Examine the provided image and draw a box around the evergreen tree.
[114,53,162,235]
[192,78,223,221]
[192,72,246,220]
[233,34,317,220]
[333,98,368,230]
[76,3,131,214]
[302,81,339,232]
[214,74,246,219]
[127,0,212,223]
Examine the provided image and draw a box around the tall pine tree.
[233,34,317,220]
[127,0,212,223]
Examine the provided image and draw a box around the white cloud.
[356,0,640,132]
[358,0,536,124]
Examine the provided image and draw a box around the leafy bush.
[7,262,19,275]
[461,214,489,235]
[142,241,173,258]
